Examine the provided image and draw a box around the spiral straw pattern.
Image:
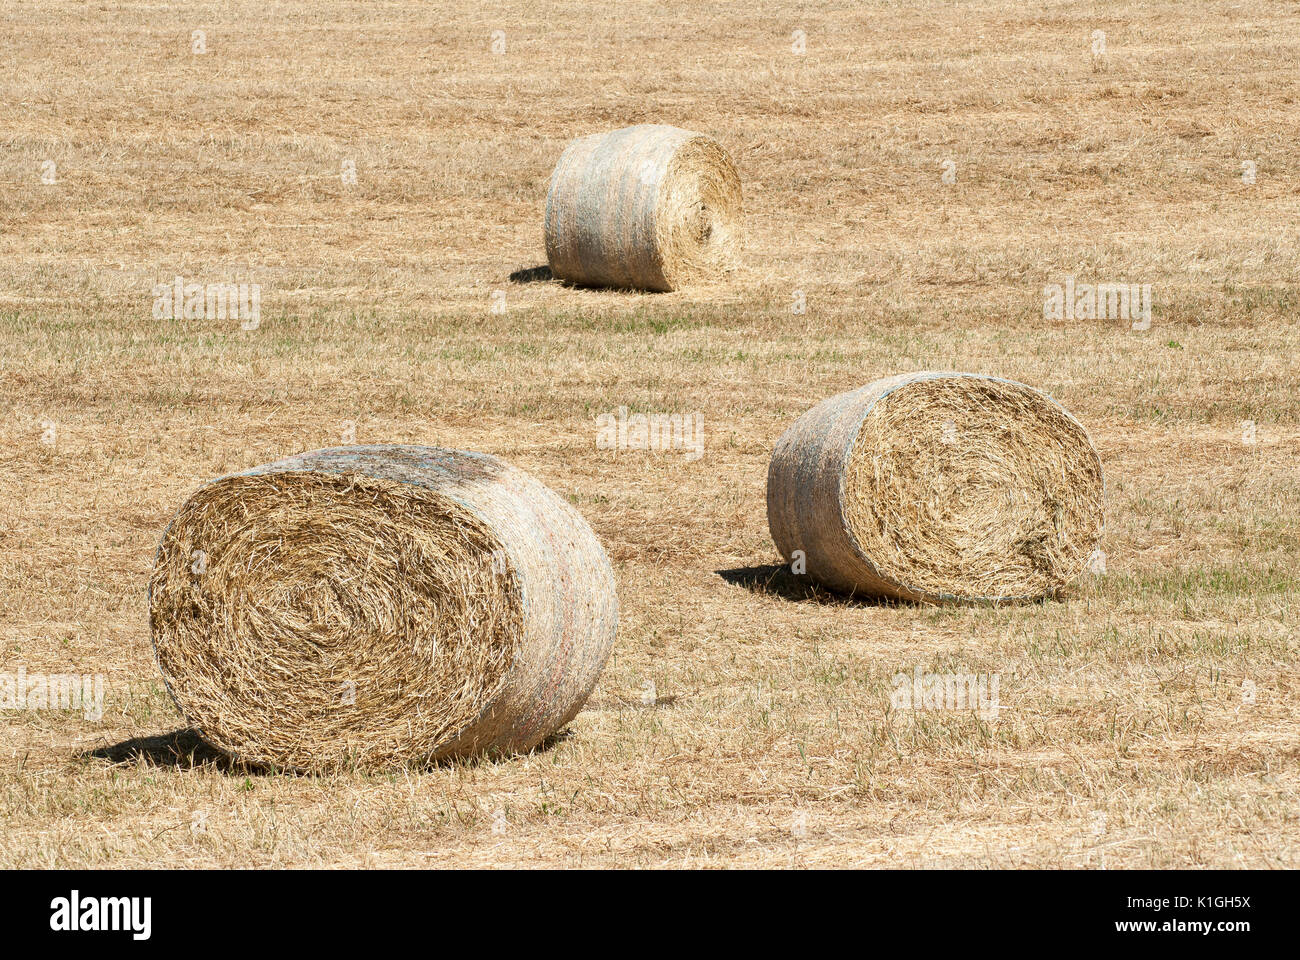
[149,446,618,770]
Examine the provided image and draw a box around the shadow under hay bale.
[508,264,554,284]
[715,564,902,607]
[766,372,1105,604]
[83,728,237,771]
[544,124,742,292]
[82,726,577,775]
[147,445,618,773]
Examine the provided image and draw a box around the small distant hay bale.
[767,373,1104,603]
[544,124,742,291]
[148,445,618,770]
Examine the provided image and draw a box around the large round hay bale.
[148,445,618,770]
[767,373,1104,603]
[544,124,742,291]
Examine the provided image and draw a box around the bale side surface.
[544,123,741,291]
[767,373,1104,603]
[148,445,619,769]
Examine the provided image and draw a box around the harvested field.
[0,0,1297,868]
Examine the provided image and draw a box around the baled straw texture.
[148,445,618,770]
[544,124,742,291]
[767,373,1104,604]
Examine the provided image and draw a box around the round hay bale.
[147,445,618,770]
[544,124,742,291]
[766,373,1104,603]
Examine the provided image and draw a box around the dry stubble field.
[1,1,1298,867]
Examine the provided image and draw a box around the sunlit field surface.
[1,0,1297,867]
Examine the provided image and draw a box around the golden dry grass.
[1,0,1298,867]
